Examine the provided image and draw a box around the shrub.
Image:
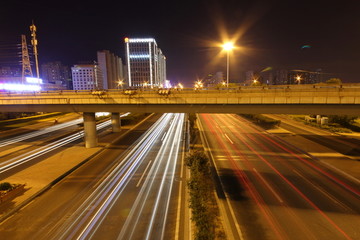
[239,114,280,129]
[188,113,198,142]
[0,182,13,191]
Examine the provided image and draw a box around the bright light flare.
[194,80,203,89]
[223,42,235,51]
[0,83,41,92]
[95,112,110,117]
[26,77,43,84]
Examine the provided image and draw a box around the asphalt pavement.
[0,114,150,221]
[198,113,360,240]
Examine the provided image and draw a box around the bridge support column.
[83,112,97,148]
[111,112,121,132]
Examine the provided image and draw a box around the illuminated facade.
[71,64,103,90]
[125,38,166,87]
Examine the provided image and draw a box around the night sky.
[1,0,360,85]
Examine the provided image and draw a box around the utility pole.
[30,21,39,79]
[21,34,33,82]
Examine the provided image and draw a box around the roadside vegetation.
[290,115,360,133]
[186,113,226,240]
[188,113,197,142]
[0,182,25,205]
[240,113,360,134]
[239,114,281,129]
[186,151,226,240]
[0,182,13,191]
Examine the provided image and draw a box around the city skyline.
[1,0,360,85]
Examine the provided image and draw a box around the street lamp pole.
[222,42,234,88]
[226,51,230,88]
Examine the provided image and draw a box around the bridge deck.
[1,84,359,115]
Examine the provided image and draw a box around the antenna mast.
[30,21,39,78]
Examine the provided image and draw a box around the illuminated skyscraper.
[125,37,166,87]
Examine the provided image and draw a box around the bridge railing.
[0,84,360,105]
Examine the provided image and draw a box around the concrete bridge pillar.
[111,112,121,132]
[83,112,97,148]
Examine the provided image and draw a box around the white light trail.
[0,120,109,174]
[51,113,185,240]
[146,113,184,239]
[52,114,172,239]
[0,113,130,174]
[0,118,83,148]
[117,113,184,240]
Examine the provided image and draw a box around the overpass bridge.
[1,83,359,147]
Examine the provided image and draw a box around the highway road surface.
[0,113,187,240]
[198,113,360,240]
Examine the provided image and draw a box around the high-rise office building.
[97,50,125,89]
[124,37,166,87]
[71,64,103,90]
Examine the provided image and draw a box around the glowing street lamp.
[222,42,235,88]
[295,75,302,84]
[194,80,203,89]
[117,79,124,89]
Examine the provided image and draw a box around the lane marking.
[293,169,352,212]
[320,161,360,185]
[253,168,284,203]
[136,160,152,187]
[174,140,185,240]
[224,133,234,144]
[161,132,167,141]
